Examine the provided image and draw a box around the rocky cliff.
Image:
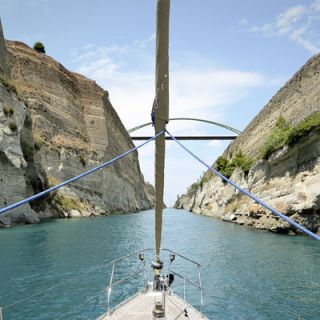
[176,54,320,235]
[0,21,153,226]
[0,19,9,78]
[0,20,45,225]
[224,54,320,159]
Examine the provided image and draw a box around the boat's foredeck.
[99,290,207,320]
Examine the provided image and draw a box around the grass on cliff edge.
[260,112,320,159]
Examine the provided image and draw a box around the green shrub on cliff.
[174,195,180,208]
[260,113,320,159]
[214,151,253,178]
[54,193,81,212]
[9,121,17,132]
[187,182,199,197]
[260,115,292,159]
[33,42,46,54]
[198,171,213,188]
[215,156,233,178]
[3,106,14,117]
[287,112,320,146]
[232,151,253,175]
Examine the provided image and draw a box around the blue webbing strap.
[166,129,320,241]
[0,131,164,215]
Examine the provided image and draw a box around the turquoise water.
[0,209,319,319]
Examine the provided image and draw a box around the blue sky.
[1,0,320,205]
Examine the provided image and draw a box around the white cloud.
[134,33,156,48]
[275,6,306,35]
[72,42,271,135]
[238,18,249,26]
[71,36,278,205]
[245,1,320,54]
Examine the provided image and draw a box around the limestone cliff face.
[0,27,153,225]
[0,84,49,225]
[0,21,48,225]
[224,53,320,159]
[176,54,320,235]
[0,19,9,78]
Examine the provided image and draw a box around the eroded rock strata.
[0,21,154,226]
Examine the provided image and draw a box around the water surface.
[0,209,319,319]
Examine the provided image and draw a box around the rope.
[0,131,164,215]
[166,129,320,241]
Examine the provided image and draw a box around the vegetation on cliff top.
[33,42,46,54]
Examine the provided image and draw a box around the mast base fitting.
[153,301,165,318]
[151,257,163,270]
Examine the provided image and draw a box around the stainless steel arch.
[128,117,241,135]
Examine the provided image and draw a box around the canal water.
[0,209,319,319]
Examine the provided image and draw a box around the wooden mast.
[153,0,170,257]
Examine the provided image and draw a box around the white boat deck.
[98,290,207,320]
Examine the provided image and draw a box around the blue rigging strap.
[0,131,164,215]
[166,129,320,241]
